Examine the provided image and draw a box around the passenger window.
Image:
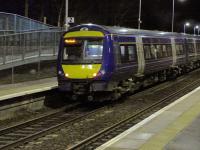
[120,46,127,63]
[128,45,136,61]
[144,44,172,60]
[120,44,137,63]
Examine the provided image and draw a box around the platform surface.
[96,86,200,150]
[0,77,57,101]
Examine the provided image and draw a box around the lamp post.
[172,0,187,32]
[184,22,190,34]
[138,0,142,30]
[194,25,199,35]
[25,0,29,17]
[172,0,175,32]
[65,0,69,30]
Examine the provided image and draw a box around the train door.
[185,38,195,63]
[171,38,177,66]
[183,38,189,64]
[193,38,198,61]
[136,36,145,76]
[113,35,138,80]
[196,39,200,61]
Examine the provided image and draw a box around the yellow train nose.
[62,64,101,79]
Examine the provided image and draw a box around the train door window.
[150,45,157,59]
[114,43,121,64]
[144,45,152,59]
[188,43,195,53]
[162,45,168,57]
[166,45,172,56]
[180,45,184,54]
[175,44,184,55]
[175,45,181,55]
[197,43,200,53]
[156,45,163,58]
[120,45,127,63]
[128,45,136,61]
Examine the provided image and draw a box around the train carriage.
[57,24,200,101]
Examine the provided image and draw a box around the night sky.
[0,0,200,33]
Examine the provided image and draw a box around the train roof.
[69,24,200,39]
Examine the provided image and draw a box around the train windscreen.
[63,38,103,64]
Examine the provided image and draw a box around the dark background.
[0,0,200,33]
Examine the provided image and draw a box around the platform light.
[184,22,190,34]
[194,25,199,35]
[185,22,190,26]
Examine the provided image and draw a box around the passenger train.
[57,24,200,101]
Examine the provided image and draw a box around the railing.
[0,12,55,34]
[0,30,62,69]
[0,29,63,84]
[0,12,63,85]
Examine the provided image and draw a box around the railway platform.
[96,86,200,150]
[0,77,57,101]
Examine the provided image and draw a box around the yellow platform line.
[139,97,200,150]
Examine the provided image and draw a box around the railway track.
[67,78,200,150]
[0,102,87,150]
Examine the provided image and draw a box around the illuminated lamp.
[64,39,77,44]
[93,73,97,77]
[65,73,69,77]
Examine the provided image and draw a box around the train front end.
[57,25,114,101]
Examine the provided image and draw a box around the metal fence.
[0,29,63,84]
[0,12,55,34]
[0,12,63,85]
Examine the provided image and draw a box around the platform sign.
[67,17,75,23]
